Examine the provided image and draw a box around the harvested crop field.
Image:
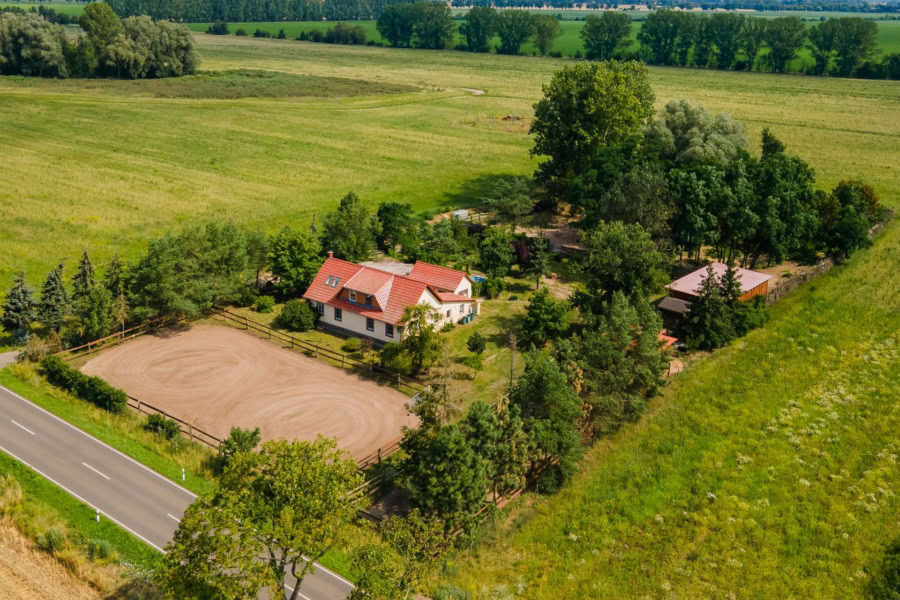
[0,522,99,600]
[80,326,416,461]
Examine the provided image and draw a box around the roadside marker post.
[181,467,185,481]
[95,508,99,523]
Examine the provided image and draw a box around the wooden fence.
[127,395,223,449]
[212,307,425,396]
[55,317,178,362]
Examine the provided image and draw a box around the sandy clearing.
[81,326,417,461]
[0,522,100,600]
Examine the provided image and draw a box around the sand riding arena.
[80,325,417,462]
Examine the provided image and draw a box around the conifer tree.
[39,262,70,332]
[103,252,125,296]
[72,251,96,303]
[2,271,37,344]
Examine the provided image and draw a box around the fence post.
[189,423,194,443]
[136,399,141,412]
[377,448,381,464]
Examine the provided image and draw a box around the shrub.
[0,12,68,77]
[381,342,413,375]
[435,585,472,600]
[466,331,486,355]
[144,413,181,441]
[867,538,900,600]
[441,322,455,332]
[277,28,286,39]
[276,299,317,332]
[235,28,247,36]
[253,28,271,38]
[255,295,275,313]
[341,337,363,353]
[462,353,483,372]
[87,539,111,561]
[206,20,228,35]
[310,29,324,42]
[18,331,61,363]
[37,525,67,553]
[0,474,23,511]
[573,49,583,59]
[298,30,308,40]
[481,277,506,299]
[236,284,258,308]
[41,355,127,413]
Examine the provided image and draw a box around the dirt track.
[81,326,417,461]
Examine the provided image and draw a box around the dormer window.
[348,290,357,302]
[365,295,373,306]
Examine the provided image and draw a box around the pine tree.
[111,293,130,334]
[2,271,37,344]
[39,262,70,332]
[72,251,96,303]
[103,253,125,296]
[720,263,743,305]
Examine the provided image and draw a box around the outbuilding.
[665,262,772,302]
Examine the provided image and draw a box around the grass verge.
[0,451,160,571]
[0,366,214,497]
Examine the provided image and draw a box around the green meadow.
[0,1,84,15]
[187,18,900,60]
[0,29,899,598]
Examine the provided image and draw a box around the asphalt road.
[0,383,354,600]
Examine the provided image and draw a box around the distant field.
[1,34,898,292]
[0,1,83,15]
[188,18,900,62]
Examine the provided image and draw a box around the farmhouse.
[303,254,478,345]
[658,262,772,330]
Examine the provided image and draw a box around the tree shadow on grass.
[482,311,524,349]
[441,173,528,212]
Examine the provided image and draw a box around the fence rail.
[213,307,425,396]
[55,317,180,362]
[126,395,223,449]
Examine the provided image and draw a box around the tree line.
[106,0,411,23]
[632,10,898,78]
[0,2,196,78]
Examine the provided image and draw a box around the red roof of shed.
[408,261,470,292]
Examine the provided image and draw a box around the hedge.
[40,355,128,414]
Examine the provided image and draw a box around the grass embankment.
[0,366,215,496]
[441,222,900,598]
[0,453,160,574]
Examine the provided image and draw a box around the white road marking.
[302,556,355,588]
[0,384,197,498]
[0,445,165,552]
[166,513,180,522]
[283,583,313,600]
[82,462,111,480]
[10,420,35,435]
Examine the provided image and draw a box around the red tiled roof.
[303,257,364,305]
[344,268,394,296]
[434,291,475,303]
[658,331,677,350]
[407,261,470,292]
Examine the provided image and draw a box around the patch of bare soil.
[519,213,585,252]
[81,326,417,462]
[0,522,99,600]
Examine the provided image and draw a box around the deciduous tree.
[761,17,806,73]
[581,11,631,61]
[270,225,323,294]
[478,227,515,279]
[532,14,561,57]
[162,438,361,600]
[495,10,534,55]
[459,5,496,53]
[320,192,380,263]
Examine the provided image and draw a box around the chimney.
[327,251,333,258]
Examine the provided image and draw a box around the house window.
[366,318,375,332]
[315,302,324,316]
[334,307,342,322]
[365,295,373,306]
[460,289,468,297]
[332,277,341,288]
[348,290,357,302]
[446,310,451,319]
[385,323,394,338]
[459,305,464,314]
[325,276,334,286]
